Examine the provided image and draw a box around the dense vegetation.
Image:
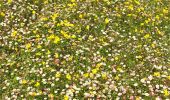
[0,0,170,99]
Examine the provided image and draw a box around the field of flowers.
[0,0,170,99]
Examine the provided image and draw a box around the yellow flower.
[79,14,83,19]
[157,30,164,36]
[144,34,150,39]
[21,80,27,84]
[36,52,41,56]
[34,82,40,87]
[92,68,98,74]
[46,50,51,55]
[151,43,156,48]
[51,13,58,21]
[105,18,110,24]
[128,4,134,10]
[167,76,170,80]
[101,72,107,79]
[64,95,69,100]
[37,45,42,49]
[66,74,71,80]
[102,57,106,61]
[86,25,90,30]
[115,75,119,80]
[0,12,5,17]
[7,0,12,4]
[47,34,55,40]
[61,30,70,39]
[53,36,60,44]
[140,23,144,26]
[11,31,17,37]
[32,10,36,14]
[71,0,76,2]
[55,72,61,78]
[136,55,142,59]
[26,43,31,49]
[71,35,76,39]
[163,89,169,96]
[96,63,102,68]
[115,56,119,60]
[68,56,73,61]
[153,72,160,77]
[134,0,140,5]
[117,67,123,72]
[163,8,168,14]
[83,73,89,78]
[135,96,140,100]
[54,53,59,58]
[155,15,160,20]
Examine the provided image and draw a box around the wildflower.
[66,74,71,80]
[96,63,102,68]
[61,30,70,39]
[105,18,110,24]
[34,82,40,87]
[128,4,134,10]
[140,23,144,26]
[32,10,36,14]
[79,14,83,19]
[26,43,31,49]
[53,36,60,44]
[37,45,42,49]
[92,68,98,74]
[157,30,164,36]
[167,76,170,80]
[163,8,168,14]
[36,52,41,56]
[7,0,12,4]
[101,72,107,79]
[11,31,17,37]
[83,73,89,78]
[64,95,69,100]
[134,0,140,5]
[46,50,51,55]
[135,96,141,100]
[115,75,119,80]
[153,72,160,77]
[151,43,156,48]
[115,56,119,60]
[54,53,59,58]
[68,56,73,61]
[144,34,150,39]
[136,55,142,59]
[51,13,58,21]
[71,0,76,2]
[47,34,55,40]
[71,35,76,39]
[117,67,123,72]
[0,12,5,17]
[155,15,159,20]
[55,72,61,78]
[163,89,169,96]
[21,80,27,84]
[86,25,90,30]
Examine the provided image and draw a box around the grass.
[0,0,170,99]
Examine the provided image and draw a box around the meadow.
[0,0,170,99]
